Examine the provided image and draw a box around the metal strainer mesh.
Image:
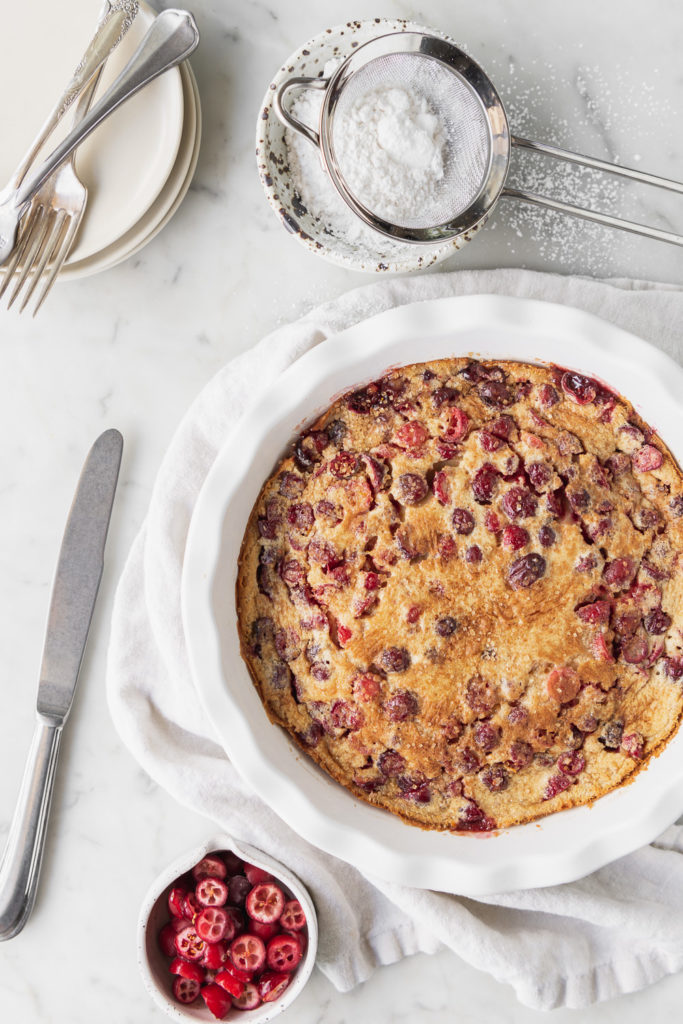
[328,53,492,230]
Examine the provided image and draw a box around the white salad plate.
[0,0,184,266]
[182,295,683,896]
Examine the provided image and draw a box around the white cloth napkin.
[107,268,683,1011]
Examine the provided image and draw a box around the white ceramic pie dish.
[182,295,683,896]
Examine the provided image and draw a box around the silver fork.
[0,1,138,313]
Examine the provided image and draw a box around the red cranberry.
[435,440,460,460]
[557,751,585,775]
[329,451,359,478]
[508,740,534,769]
[527,462,551,491]
[489,415,515,439]
[484,510,501,532]
[575,600,611,625]
[433,470,451,505]
[538,525,556,547]
[478,380,513,408]
[479,430,504,452]
[465,676,498,716]
[507,553,546,589]
[294,431,328,471]
[278,472,305,498]
[438,535,457,559]
[443,407,470,441]
[379,647,411,673]
[397,473,428,505]
[644,609,671,635]
[561,370,597,404]
[456,799,496,832]
[632,445,663,472]
[378,750,406,776]
[274,628,301,662]
[602,558,634,590]
[452,507,475,534]
[556,431,584,457]
[286,502,314,532]
[397,775,432,803]
[543,773,573,800]
[474,722,501,752]
[665,657,683,681]
[546,666,581,703]
[330,700,364,731]
[546,489,566,518]
[481,764,509,792]
[502,525,529,551]
[567,488,590,513]
[670,495,683,517]
[435,616,458,637]
[431,386,460,408]
[456,747,480,774]
[310,663,330,682]
[465,545,482,564]
[538,383,559,408]
[353,673,381,701]
[395,421,429,449]
[621,634,648,664]
[472,464,499,504]
[576,554,598,573]
[598,720,624,750]
[507,706,528,725]
[383,690,419,721]
[502,486,537,519]
[621,732,645,760]
[315,499,343,525]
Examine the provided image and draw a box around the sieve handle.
[505,136,683,247]
[273,76,329,149]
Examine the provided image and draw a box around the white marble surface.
[0,0,682,1021]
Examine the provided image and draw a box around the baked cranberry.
[396,421,429,448]
[397,775,432,803]
[314,499,343,525]
[257,517,278,540]
[508,552,546,589]
[443,407,470,441]
[330,700,364,731]
[431,386,460,408]
[457,799,496,832]
[508,740,534,769]
[546,489,566,518]
[479,430,504,452]
[441,715,463,741]
[329,451,359,478]
[576,554,598,573]
[274,628,301,662]
[557,751,585,775]
[452,507,475,534]
[481,764,509,792]
[383,690,419,721]
[472,464,499,504]
[507,706,528,725]
[527,462,551,491]
[434,616,458,637]
[474,722,501,752]
[378,750,406,776]
[294,431,328,472]
[502,525,529,551]
[406,605,422,624]
[489,415,515,439]
[644,609,671,635]
[484,510,501,533]
[575,600,611,624]
[286,502,314,532]
[435,439,460,460]
[538,383,559,408]
[308,537,343,571]
[466,677,498,716]
[546,666,581,703]
[433,470,450,505]
[278,472,305,498]
[538,525,556,547]
[593,634,614,662]
[352,673,381,702]
[598,720,624,750]
[456,747,480,774]
[465,545,482,564]
[346,382,381,413]
[621,634,648,664]
[556,431,584,457]
[665,657,683,681]
[632,445,663,472]
[602,557,634,590]
[299,721,324,747]
[437,535,457,559]
[502,486,537,519]
[379,647,411,673]
[561,370,597,404]
[670,495,683,517]
[397,473,428,505]
[478,380,513,408]
[622,732,645,760]
[543,773,573,800]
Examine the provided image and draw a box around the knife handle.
[0,720,62,940]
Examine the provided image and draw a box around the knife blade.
[0,428,122,940]
[37,427,123,723]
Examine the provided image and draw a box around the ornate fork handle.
[8,0,139,190]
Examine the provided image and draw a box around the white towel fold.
[107,268,683,1010]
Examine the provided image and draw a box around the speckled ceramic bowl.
[137,834,318,1022]
[255,19,479,274]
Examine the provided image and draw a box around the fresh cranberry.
[232,982,262,1010]
[598,720,624,750]
[214,969,246,999]
[433,470,451,505]
[266,934,303,973]
[479,429,504,452]
[557,751,585,775]
[202,940,229,969]
[602,558,634,590]
[196,877,229,907]
[173,976,201,1005]
[201,982,233,1018]
[397,473,428,505]
[248,919,279,942]
[244,863,274,885]
[378,750,406,776]
[330,699,364,731]
[622,732,646,760]
[538,525,556,547]
[168,887,188,920]
[383,690,419,721]
[379,647,411,673]
[508,740,534,769]
[230,933,267,973]
[227,875,253,907]
[175,925,205,961]
[258,971,291,1003]
[502,525,529,551]
[508,553,546,589]
[538,383,559,408]
[452,507,475,534]
[182,891,200,921]
[170,957,206,983]
[472,464,499,504]
[193,855,228,881]
[434,615,458,637]
[158,923,180,958]
[632,445,663,472]
[561,370,597,404]
[329,451,359,478]
[543,773,573,800]
[546,666,581,703]
[465,545,482,563]
[575,600,611,624]
[443,407,470,440]
[481,764,509,792]
[196,907,230,943]
[474,722,501,752]
[644,609,671,635]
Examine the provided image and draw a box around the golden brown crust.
[236,358,683,832]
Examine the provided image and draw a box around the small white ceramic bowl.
[256,19,473,274]
[137,834,318,1022]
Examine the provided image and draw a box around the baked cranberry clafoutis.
[236,359,683,831]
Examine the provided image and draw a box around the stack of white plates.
[1,0,201,281]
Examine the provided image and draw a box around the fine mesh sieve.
[274,31,683,248]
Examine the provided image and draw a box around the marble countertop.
[1,1,682,1021]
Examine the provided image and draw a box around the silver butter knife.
[0,428,123,940]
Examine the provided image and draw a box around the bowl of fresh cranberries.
[138,835,317,1021]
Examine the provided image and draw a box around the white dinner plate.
[60,60,200,279]
[0,0,184,264]
[182,295,683,895]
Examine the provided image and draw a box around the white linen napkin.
[107,268,683,1011]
